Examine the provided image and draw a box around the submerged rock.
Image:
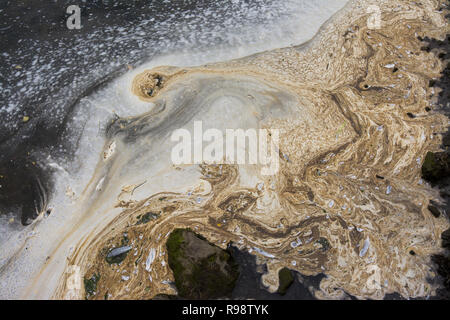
[277,268,294,295]
[166,229,239,299]
[421,152,450,185]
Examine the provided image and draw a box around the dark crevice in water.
[228,245,327,300]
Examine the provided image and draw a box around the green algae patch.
[84,273,100,299]
[166,228,186,280]
[277,268,294,295]
[166,228,240,299]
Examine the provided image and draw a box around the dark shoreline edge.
[418,1,450,299]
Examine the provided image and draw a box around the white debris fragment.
[95,177,105,191]
[253,247,275,258]
[290,239,302,248]
[386,185,392,194]
[145,248,156,271]
[359,238,370,257]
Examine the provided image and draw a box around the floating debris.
[386,185,392,195]
[290,239,302,248]
[359,238,370,257]
[253,247,275,258]
[103,141,116,161]
[145,248,156,271]
[106,246,132,264]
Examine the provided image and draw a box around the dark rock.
[166,229,240,299]
[277,268,294,295]
[421,152,450,185]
